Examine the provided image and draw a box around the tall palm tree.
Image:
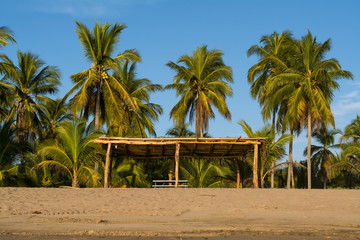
[67,20,140,132]
[164,45,233,137]
[305,127,340,188]
[247,31,293,188]
[36,120,102,187]
[109,60,162,137]
[2,51,60,147]
[267,31,353,188]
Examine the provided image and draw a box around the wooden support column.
[175,142,180,188]
[104,143,112,188]
[253,143,259,188]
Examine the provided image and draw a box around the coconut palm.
[164,45,233,137]
[304,127,340,188]
[67,20,140,132]
[38,97,72,140]
[108,60,162,137]
[36,120,102,187]
[247,31,293,188]
[334,115,360,175]
[238,120,292,188]
[113,159,149,187]
[180,158,230,187]
[267,31,353,188]
[2,51,60,148]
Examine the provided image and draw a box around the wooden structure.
[94,137,265,188]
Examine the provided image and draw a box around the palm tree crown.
[3,51,60,144]
[164,45,233,137]
[67,20,139,131]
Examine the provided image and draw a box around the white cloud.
[341,90,359,99]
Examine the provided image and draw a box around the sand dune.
[0,188,359,239]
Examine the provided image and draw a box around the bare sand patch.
[0,188,359,239]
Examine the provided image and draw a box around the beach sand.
[0,188,359,239]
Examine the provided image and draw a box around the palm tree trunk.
[195,95,203,138]
[287,129,294,189]
[15,102,26,164]
[307,113,312,189]
[271,111,276,188]
[72,170,79,188]
[94,78,103,184]
[95,79,102,131]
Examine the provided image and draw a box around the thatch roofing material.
[95,137,265,159]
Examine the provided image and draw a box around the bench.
[152,180,188,188]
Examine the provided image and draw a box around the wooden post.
[175,143,180,188]
[234,158,240,188]
[104,143,111,188]
[253,143,259,188]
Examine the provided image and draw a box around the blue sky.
[2,0,360,162]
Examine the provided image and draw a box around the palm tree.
[238,120,292,188]
[180,158,230,187]
[38,97,72,140]
[267,31,353,188]
[0,27,16,119]
[113,159,149,187]
[2,51,60,148]
[36,120,102,187]
[166,123,194,137]
[304,127,340,188]
[164,45,233,137]
[247,31,293,188]
[334,115,360,176]
[108,60,162,137]
[67,20,140,132]
[0,121,31,186]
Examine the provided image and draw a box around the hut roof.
[95,137,266,159]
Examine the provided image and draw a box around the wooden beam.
[175,142,180,188]
[104,143,112,188]
[222,137,242,156]
[96,136,263,142]
[253,143,259,188]
[95,140,261,146]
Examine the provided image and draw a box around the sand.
[0,188,359,239]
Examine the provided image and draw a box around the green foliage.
[67,20,140,131]
[0,26,16,48]
[164,45,233,137]
[180,158,231,187]
[166,123,195,137]
[36,120,102,187]
[238,120,292,187]
[108,60,162,137]
[2,51,60,145]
